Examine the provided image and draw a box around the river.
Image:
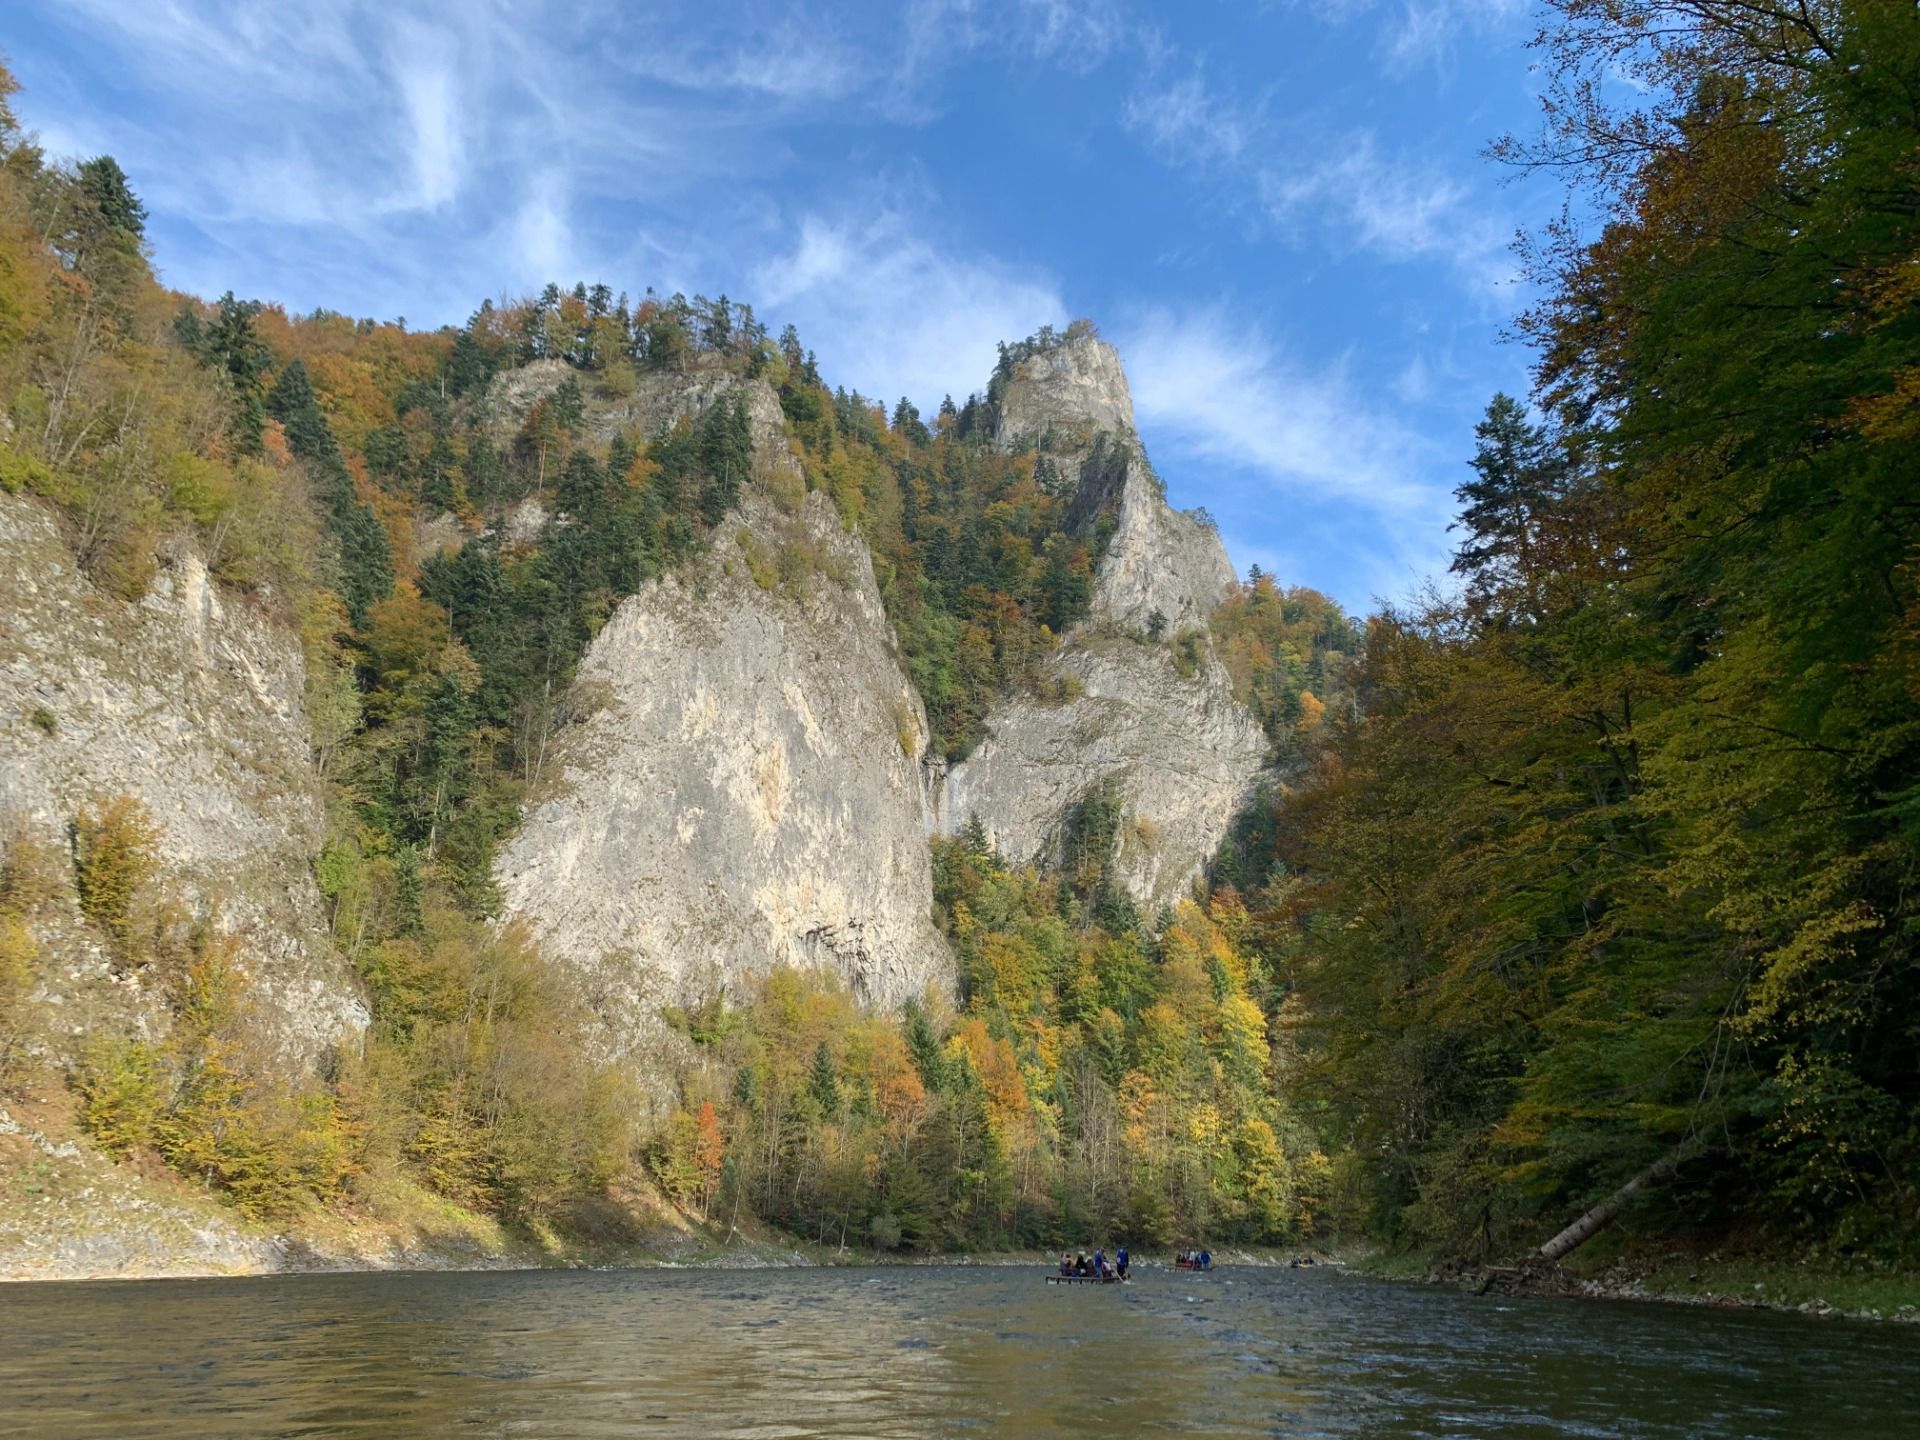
[2,1263,1915,1437]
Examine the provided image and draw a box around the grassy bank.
[1340,1234,1920,1324]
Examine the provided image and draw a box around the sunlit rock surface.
[495,465,948,1046]
[0,495,366,1066]
[943,334,1268,909]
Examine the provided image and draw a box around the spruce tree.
[1450,393,1561,621]
[77,155,146,240]
[808,1041,841,1118]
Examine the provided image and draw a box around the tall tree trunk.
[1537,1140,1701,1264]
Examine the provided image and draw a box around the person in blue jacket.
[1116,1245,1130,1280]
[1199,1248,1212,1269]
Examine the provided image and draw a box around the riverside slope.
[0,494,365,1067]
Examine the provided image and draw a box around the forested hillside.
[0,50,1354,1250]
[1246,0,1920,1266]
[4,0,1914,1276]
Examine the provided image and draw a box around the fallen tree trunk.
[1537,1140,1703,1265]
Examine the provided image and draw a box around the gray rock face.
[993,335,1137,453]
[997,336,1234,633]
[938,636,1268,909]
[495,476,948,1045]
[0,495,366,1064]
[942,334,1267,910]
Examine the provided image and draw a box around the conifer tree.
[76,155,146,240]
[808,1041,841,1118]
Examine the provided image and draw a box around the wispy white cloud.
[752,202,1067,409]
[389,25,465,211]
[1013,0,1133,65]
[1113,20,1521,305]
[892,0,1133,117]
[1384,1,1525,77]
[1116,307,1457,601]
[19,0,796,320]
[621,17,865,103]
[1264,0,1524,78]
[1122,64,1251,165]
[1258,133,1517,297]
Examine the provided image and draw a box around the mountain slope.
[940,332,1268,910]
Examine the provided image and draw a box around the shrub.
[736,528,777,590]
[597,359,638,399]
[1171,629,1205,680]
[71,795,159,963]
[76,1035,166,1156]
[0,912,38,1083]
[0,443,54,496]
[28,706,55,734]
[0,825,65,913]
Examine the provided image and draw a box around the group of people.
[1175,1248,1213,1268]
[1058,1246,1129,1280]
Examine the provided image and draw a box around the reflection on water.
[2,1263,1916,1438]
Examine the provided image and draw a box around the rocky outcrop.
[996,335,1235,633]
[486,357,794,468]
[0,495,366,1065]
[992,335,1138,455]
[495,474,948,1048]
[938,636,1268,909]
[943,334,1268,910]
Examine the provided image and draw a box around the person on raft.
[1116,1246,1130,1280]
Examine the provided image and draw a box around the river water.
[2,1263,1915,1437]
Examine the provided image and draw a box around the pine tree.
[200,293,272,452]
[555,449,607,521]
[267,360,392,620]
[904,1001,946,1092]
[808,1040,841,1118]
[550,376,585,435]
[462,432,503,508]
[448,329,492,397]
[698,394,752,524]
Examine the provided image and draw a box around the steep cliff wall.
[995,335,1235,633]
[0,495,365,1064]
[494,378,947,1046]
[939,635,1267,908]
[943,335,1268,910]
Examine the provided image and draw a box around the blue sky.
[7,0,1556,613]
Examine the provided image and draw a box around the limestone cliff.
[943,334,1268,910]
[994,334,1236,633]
[0,495,366,1064]
[494,377,946,1048]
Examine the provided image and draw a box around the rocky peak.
[992,331,1136,456]
[935,325,1267,910]
[992,328,1235,636]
